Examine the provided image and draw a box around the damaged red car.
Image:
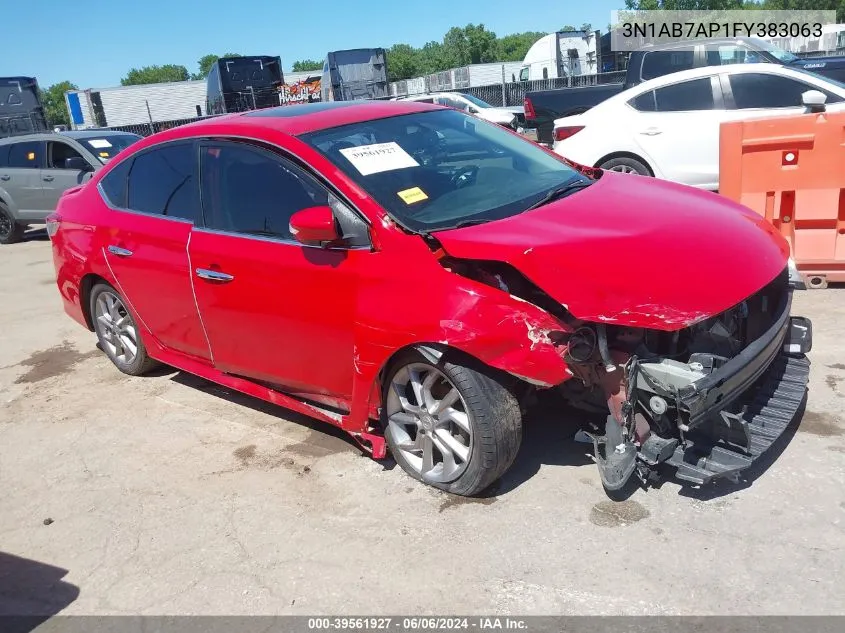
[48,101,813,497]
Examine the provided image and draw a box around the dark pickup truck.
[524,37,845,145]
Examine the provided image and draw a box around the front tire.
[90,283,159,376]
[0,204,24,245]
[382,350,522,496]
[598,156,651,176]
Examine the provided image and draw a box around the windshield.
[749,38,799,63]
[458,93,492,109]
[300,109,589,232]
[80,134,142,163]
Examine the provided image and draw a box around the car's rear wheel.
[90,283,159,376]
[0,203,24,245]
[382,350,522,496]
[598,156,651,176]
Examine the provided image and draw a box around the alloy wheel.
[0,213,12,240]
[385,363,473,483]
[94,291,139,365]
[610,165,639,174]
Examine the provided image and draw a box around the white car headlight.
[787,257,806,290]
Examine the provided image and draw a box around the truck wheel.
[382,350,522,497]
[0,203,24,245]
[599,157,651,176]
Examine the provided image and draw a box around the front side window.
[47,142,85,169]
[301,108,587,232]
[126,143,199,222]
[7,141,43,168]
[654,77,715,111]
[729,73,843,109]
[200,143,327,240]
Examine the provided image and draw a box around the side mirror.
[802,90,827,112]
[289,206,340,246]
[64,156,91,171]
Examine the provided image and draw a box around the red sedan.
[48,101,812,497]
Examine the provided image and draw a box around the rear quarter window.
[99,158,133,208]
[628,90,656,111]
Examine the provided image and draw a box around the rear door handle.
[196,268,234,282]
[107,245,133,257]
[0,175,9,181]
[639,127,662,136]
[42,175,54,182]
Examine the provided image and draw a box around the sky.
[0,0,622,89]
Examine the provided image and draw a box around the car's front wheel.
[90,283,159,376]
[598,156,651,176]
[0,203,24,245]
[382,350,522,496]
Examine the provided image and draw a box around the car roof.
[146,99,440,142]
[0,129,142,145]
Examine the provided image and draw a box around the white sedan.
[395,92,524,128]
[552,63,845,190]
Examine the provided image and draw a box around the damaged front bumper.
[634,292,812,485]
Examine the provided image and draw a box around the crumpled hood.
[435,172,789,331]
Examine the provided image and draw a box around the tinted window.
[99,158,133,208]
[654,77,715,111]
[641,49,695,81]
[7,141,43,168]
[47,142,85,169]
[200,143,328,240]
[729,73,842,109]
[126,144,199,221]
[629,90,656,112]
[0,145,9,168]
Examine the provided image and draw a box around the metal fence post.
[501,64,507,107]
[145,100,154,135]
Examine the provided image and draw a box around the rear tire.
[89,283,159,376]
[382,349,522,496]
[0,204,24,245]
[598,156,651,176]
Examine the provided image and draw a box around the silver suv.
[0,130,142,244]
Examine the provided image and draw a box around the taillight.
[45,213,61,239]
[523,96,536,120]
[554,126,584,142]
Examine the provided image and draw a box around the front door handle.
[639,127,662,136]
[0,175,9,181]
[107,245,133,257]
[42,175,54,182]
[196,268,234,282]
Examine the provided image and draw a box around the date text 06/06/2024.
[307,617,529,631]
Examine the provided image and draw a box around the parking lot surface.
[1,233,843,616]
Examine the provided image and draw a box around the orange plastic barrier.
[719,110,845,288]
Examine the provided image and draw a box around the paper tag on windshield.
[397,187,428,204]
[339,142,418,176]
[88,139,112,148]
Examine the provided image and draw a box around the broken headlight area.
[561,267,812,491]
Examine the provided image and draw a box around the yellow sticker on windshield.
[397,187,428,204]
[99,152,110,157]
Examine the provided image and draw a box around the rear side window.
[7,141,43,168]
[654,77,715,111]
[0,145,9,168]
[641,49,695,81]
[99,158,133,208]
[729,73,843,109]
[126,143,199,222]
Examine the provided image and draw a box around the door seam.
[186,231,215,364]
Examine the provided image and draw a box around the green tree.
[292,59,323,72]
[495,31,546,61]
[386,44,420,81]
[121,64,190,86]
[561,24,576,31]
[761,0,845,22]
[39,81,77,127]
